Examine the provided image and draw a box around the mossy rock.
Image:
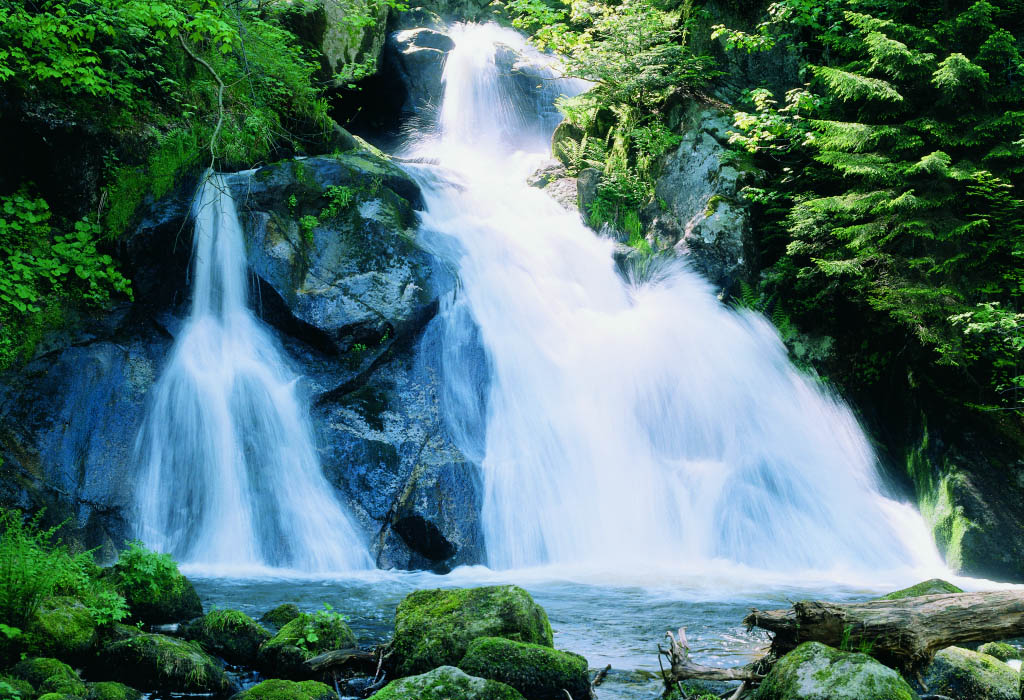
[38,677,86,699]
[100,624,144,645]
[878,579,963,600]
[371,666,525,700]
[110,552,203,624]
[978,642,1022,662]
[754,642,919,700]
[458,637,589,700]
[182,609,271,666]
[28,597,99,662]
[392,586,553,677]
[12,658,80,688]
[918,646,1018,700]
[97,633,230,693]
[0,675,35,700]
[257,612,356,679]
[261,604,301,629]
[229,678,334,700]
[36,694,81,700]
[86,682,142,700]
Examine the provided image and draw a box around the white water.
[133,174,371,572]
[407,23,947,578]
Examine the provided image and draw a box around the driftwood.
[305,648,377,673]
[744,590,1024,673]
[659,627,767,684]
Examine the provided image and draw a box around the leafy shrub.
[113,541,186,606]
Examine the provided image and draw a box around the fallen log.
[744,590,1024,673]
[305,648,378,673]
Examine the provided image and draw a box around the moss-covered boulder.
[87,682,142,700]
[257,611,357,679]
[392,586,553,677]
[878,579,963,600]
[458,637,589,700]
[37,694,81,700]
[12,658,80,688]
[28,597,99,662]
[229,678,335,700]
[918,646,1018,700]
[182,609,271,666]
[38,676,87,698]
[110,545,203,624]
[0,676,35,700]
[97,633,230,693]
[978,642,1022,663]
[372,666,525,700]
[261,604,301,629]
[754,642,918,700]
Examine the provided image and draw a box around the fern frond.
[811,65,904,104]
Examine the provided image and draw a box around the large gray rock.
[755,642,918,700]
[917,646,1018,700]
[226,147,486,572]
[389,28,455,117]
[650,105,756,295]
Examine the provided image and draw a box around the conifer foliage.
[724,0,1024,410]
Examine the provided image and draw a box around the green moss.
[755,642,917,700]
[39,677,86,698]
[372,666,525,700]
[977,642,1021,662]
[920,646,1018,700]
[0,676,34,700]
[98,633,229,693]
[261,604,301,628]
[28,597,98,661]
[111,543,202,624]
[458,636,590,700]
[230,679,334,700]
[258,611,355,679]
[182,609,270,666]
[87,682,142,700]
[392,586,554,677]
[12,658,79,687]
[878,579,963,600]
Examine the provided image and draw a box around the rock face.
[279,0,390,87]
[373,666,525,700]
[754,642,919,700]
[649,105,754,295]
[391,586,554,677]
[458,637,590,700]
[388,28,456,118]
[917,646,1019,700]
[0,139,487,573]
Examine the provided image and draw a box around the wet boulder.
[0,676,34,700]
[917,646,1018,700]
[96,633,231,693]
[372,666,525,700]
[181,609,271,666]
[391,586,553,677]
[458,637,590,700]
[257,611,357,679]
[261,603,302,629]
[229,679,335,700]
[754,642,918,700]
[389,28,455,117]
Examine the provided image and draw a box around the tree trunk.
[744,590,1024,672]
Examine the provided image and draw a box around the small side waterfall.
[134,174,371,573]
[409,24,945,575]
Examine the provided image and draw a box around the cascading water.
[133,174,371,573]
[409,23,945,576]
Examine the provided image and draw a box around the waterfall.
[409,24,944,575]
[134,174,371,573]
